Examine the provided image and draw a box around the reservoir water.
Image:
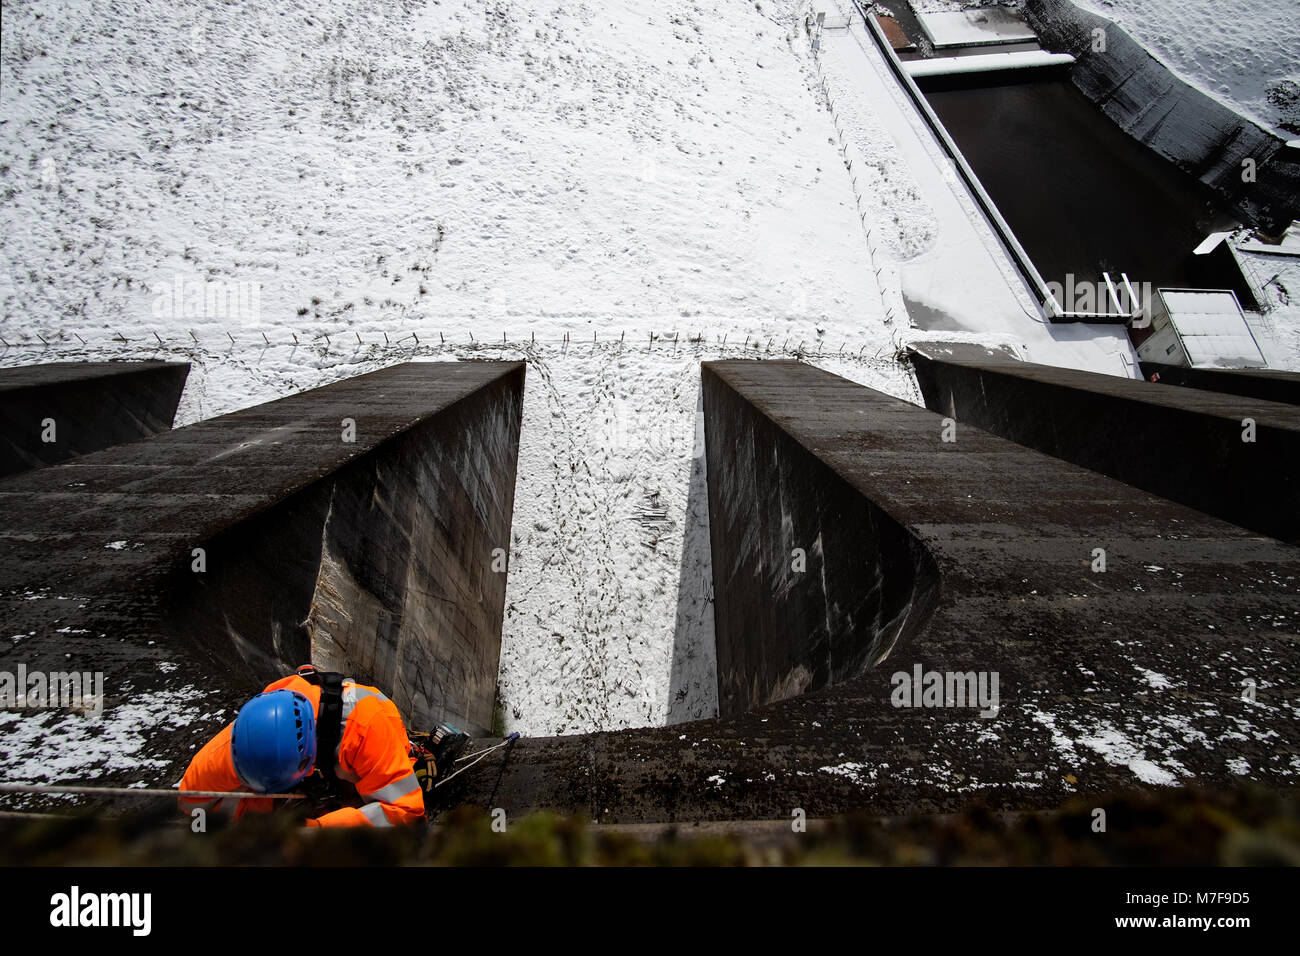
[920,72,1243,298]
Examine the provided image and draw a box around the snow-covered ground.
[1,0,921,739]
[908,0,1299,134]
[0,0,1295,761]
[1071,0,1300,136]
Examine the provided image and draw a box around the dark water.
[922,74,1240,296]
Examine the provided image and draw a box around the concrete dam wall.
[1140,362,1300,407]
[165,361,524,735]
[702,361,940,716]
[451,360,1300,823]
[1024,0,1300,230]
[910,344,1300,544]
[0,361,190,478]
[6,358,1298,821]
[0,361,524,771]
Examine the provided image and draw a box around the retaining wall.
[703,361,940,715]
[910,344,1300,543]
[0,360,525,781]
[1140,362,1300,407]
[447,360,1300,823]
[0,361,189,478]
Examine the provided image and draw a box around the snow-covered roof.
[904,51,1074,78]
[916,9,1037,49]
[1160,290,1266,368]
[1237,221,1300,258]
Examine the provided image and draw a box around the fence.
[0,326,911,364]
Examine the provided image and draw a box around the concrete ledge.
[450,360,1300,823]
[1140,362,1300,407]
[0,361,524,776]
[704,361,941,715]
[0,361,190,478]
[910,344,1300,543]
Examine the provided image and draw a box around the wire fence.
[0,326,909,365]
[812,47,904,328]
[0,12,948,369]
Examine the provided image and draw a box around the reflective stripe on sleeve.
[212,798,242,819]
[361,773,420,805]
[359,801,394,827]
[339,682,390,726]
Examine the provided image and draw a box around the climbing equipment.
[293,664,346,782]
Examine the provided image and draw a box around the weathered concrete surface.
[910,344,1300,544]
[1140,361,1300,407]
[449,360,1300,824]
[0,362,524,783]
[704,367,941,716]
[1024,0,1300,230]
[0,361,189,478]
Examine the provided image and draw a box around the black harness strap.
[295,665,345,782]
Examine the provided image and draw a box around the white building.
[1135,289,1267,369]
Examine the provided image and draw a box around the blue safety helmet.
[230,689,317,793]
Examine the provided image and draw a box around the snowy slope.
[1,0,884,344]
[1,0,917,741]
[1,0,1286,767]
[910,0,1299,135]
[1072,0,1300,135]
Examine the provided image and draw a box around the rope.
[453,740,513,764]
[0,783,304,800]
[435,733,520,789]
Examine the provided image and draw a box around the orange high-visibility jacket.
[178,672,424,827]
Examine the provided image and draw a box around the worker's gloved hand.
[304,818,322,828]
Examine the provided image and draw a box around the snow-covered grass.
[908,0,1298,134]
[1072,0,1300,136]
[0,0,1293,752]
[1,0,880,344]
[1,0,913,737]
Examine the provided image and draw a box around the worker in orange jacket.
[178,665,424,827]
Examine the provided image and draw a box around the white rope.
[0,783,304,800]
[434,739,515,788]
[453,740,512,764]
